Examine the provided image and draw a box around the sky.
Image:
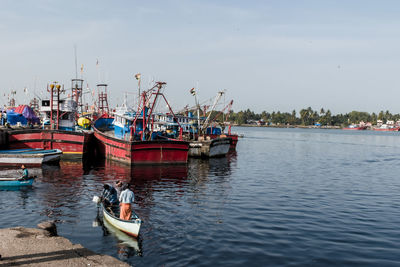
[1,0,400,115]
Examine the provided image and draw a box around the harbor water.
[1,127,400,266]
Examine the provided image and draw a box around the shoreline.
[233,124,341,129]
[0,226,128,266]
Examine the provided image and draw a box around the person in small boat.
[115,180,123,197]
[101,184,119,213]
[119,183,135,220]
[20,165,29,180]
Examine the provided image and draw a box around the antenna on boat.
[96,58,100,84]
[135,73,141,108]
[74,45,78,79]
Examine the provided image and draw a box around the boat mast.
[72,79,84,116]
[189,87,201,136]
[48,82,63,130]
[135,73,141,108]
[201,90,225,132]
[97,84,109,115]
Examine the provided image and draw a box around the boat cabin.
[40,99,77,131]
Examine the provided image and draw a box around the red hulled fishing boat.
[7,80,93,158]
[93,82,189,165]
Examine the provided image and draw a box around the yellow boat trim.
[62,151,83,154]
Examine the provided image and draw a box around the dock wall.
[0,129,7,149]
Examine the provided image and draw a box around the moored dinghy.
[0,149,62,166]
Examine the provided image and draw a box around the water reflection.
[38,161,88,223]
[92,207,142,258]
[0,152,236,265]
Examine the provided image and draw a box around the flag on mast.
[190,87,196,96]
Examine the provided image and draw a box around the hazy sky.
[1,0,400,114]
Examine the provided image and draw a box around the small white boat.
[0,149,62,166]
[102,215,140,251]
[102,203,141,238]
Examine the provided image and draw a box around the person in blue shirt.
[119,183,135,220]
[20,165,29,180]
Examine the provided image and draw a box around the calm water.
[2,127,400,266]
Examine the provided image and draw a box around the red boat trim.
[132,147,188,151]
[121,230,138,238]
[7,129,88,136]
[9,139,84,145]
[93,128,131,144]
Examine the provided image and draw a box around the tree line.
[225,108,400,126]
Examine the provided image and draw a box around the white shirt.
[119,188,134,204]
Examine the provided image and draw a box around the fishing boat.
[102,204,141,238]
[6,80,93,159]
[342,125,368,130]
[0,148,62,166]
[93,82,189,164]
[204,125,238,150]
[156,114,232,158]
[373,124,400,131]
[188,136,232,157]
[0,177,35,186]
[179,90,239,151]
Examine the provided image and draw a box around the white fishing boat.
[0,149,62,166]
[102,203,141,238]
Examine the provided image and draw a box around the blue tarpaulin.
[7,105,40,125]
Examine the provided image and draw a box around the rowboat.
[0,177,35,186]
[102,214,140,251]
[102,204,141,238]
[0,149,63,166]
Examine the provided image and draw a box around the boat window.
[42,100,50,107]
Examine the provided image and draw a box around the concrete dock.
[0,226,129,266]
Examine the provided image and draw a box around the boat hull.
[94,125,189,165]
[206,134,238,150]
[6,129,93,158]
[373,127,400,131]
[0,149,62,166]
[0,177,35,186]
[343,126,368,130]
[189,137,231,157]
[102,205,141,238]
